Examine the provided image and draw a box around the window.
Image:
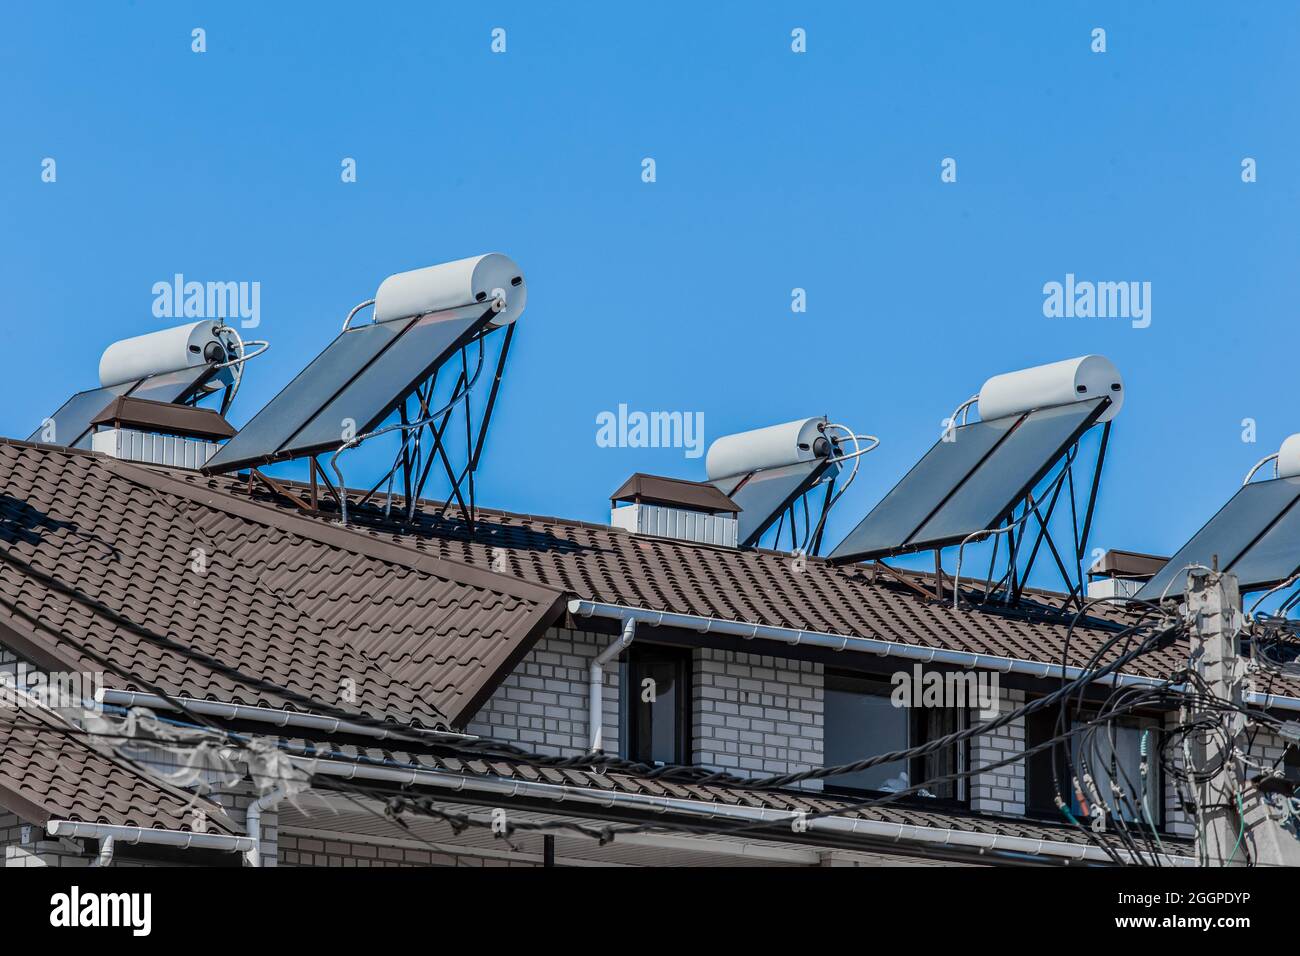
[823,671,968,802]
[1027,707,1162,825]
[623,644,691,765]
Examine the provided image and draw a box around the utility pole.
[1186,568,1247,865]
[1186,568,1300,866]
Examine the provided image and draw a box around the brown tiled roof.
[0,441,567,729]
[0,703,236,832]
[295,740,1193,860]
[172,475,1299,696]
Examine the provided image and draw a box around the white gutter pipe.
[98,690,476,742]
[89,836,115,867]
[568,600,1300,713]
[590,617,636,751]
[294,755,1193,867]
[45,820,256,854]
[244,787,289,867]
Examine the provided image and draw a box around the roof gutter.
[294,754,1193,867]
[568,600,1300,713]
[45,820,255,854]
[98,690,475,742]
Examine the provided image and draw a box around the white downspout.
[89,836,115,867]
[590,617,636,752]
[244,787,289,867]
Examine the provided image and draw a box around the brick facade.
[464,626,619,756]
[970,687,1027,816]
[692,648,823,786]
[5,622,1299,866]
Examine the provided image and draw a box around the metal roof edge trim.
[45,820,254,853]
[296,753,1192,866]
[566,600,1300,714]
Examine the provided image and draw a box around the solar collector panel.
[279,304,489,458]
[203,317,415,473]
[204,303,495,474]
[827,414,1016,562]
[716,458,831,547]
[1135,477,1300,600]
[828,398,1107,563]
[1220,491,1300,590]
[908,400,1105,550]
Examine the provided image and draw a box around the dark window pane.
[1283,748,1300,793]
[917,707,965,800]
[1028,706,1160,825]
[625,646,689,765]
[1071,722,1157,823]
[824,673,910,792]
[1026,708,1068,814]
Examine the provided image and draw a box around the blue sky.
[4,2,1299,584]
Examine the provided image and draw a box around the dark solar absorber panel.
[279,304,489,458]
[829,398,1107,563]
[204,316,416,473]
[716,458,830,547]
[1135,477,1300,600]
[908,399,1105,550]
[827,414,1017,563]
[1222,488,1300,590]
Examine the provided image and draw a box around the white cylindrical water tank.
[1276,434,1300,479]
[99,321,228,388]
[706,417,828,481]
[977,355,1124,424]
[372,253,526,328]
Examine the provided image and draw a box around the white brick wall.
[692,648,823,787]
[465,627,619,756]
[463,630,827,786]
[970,687,1026,815]
[278,832,533,867]
[0,811,85,868]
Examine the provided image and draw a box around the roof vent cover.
[610,473,740,547]
[89,397,235,470]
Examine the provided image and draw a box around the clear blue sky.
[4,2,1299,584]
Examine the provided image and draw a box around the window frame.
[1026,704,1165,829]
[822,670,971,807]
[621,643,692,766]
